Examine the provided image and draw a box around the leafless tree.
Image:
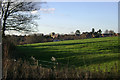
[104,29,109,34]
[109,30,115,34]
[1,0,42,37]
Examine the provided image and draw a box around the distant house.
[51,34,58,39]
[92,34,95,38]
[51,34,60,42]
[114,33,118,36]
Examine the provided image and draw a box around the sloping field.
[16,36,119,71]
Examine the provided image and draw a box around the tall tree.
[75,30,80,36]
[92,28,95,34]
[98,29,102,34]
[1,0,42,37]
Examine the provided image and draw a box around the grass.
[15,36,119,72]
[3,58,119,79]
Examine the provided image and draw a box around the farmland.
[15,36,119,71]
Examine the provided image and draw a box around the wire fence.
[30,56,67,68]
[38,59,58,68]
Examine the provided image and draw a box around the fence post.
[37,60,38,66]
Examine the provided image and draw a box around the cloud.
[40,8,55,13]
[31,10,38,14]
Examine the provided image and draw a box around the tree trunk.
[2,22,6,37]
[2,2,10,37]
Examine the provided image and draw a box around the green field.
[16,36,119,71]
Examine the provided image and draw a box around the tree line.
[5,28,118,45]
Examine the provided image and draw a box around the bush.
[2,37,16,59]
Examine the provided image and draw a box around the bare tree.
[104,29,109,34]
[109,30,115,34]
[1,0,42,37]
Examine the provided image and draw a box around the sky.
[34,2,118,35]
[7,2,117,35]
